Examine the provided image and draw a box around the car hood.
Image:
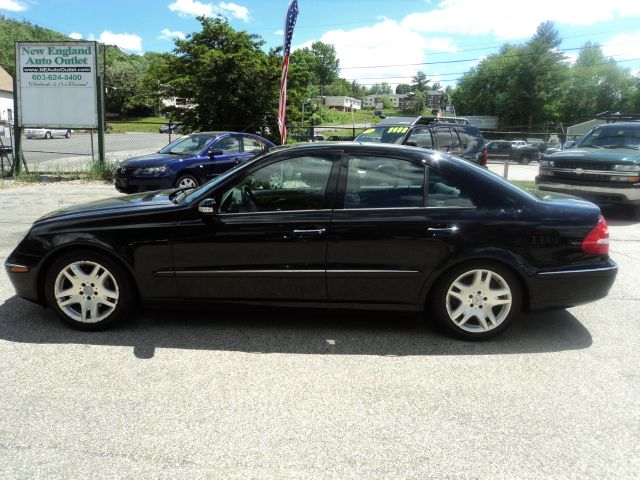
[120,153,194,168]
[35,190,177,223]
[546,148,640,163]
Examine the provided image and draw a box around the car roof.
[376,115,470,127]
[271,141,440,160]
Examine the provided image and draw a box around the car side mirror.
[208,149,224,157]
[405,141,417,147]
[198,198,217,216]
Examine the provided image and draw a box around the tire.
[65,130,71,138]
[44,250,135,330]
[45,131,52,139]
[174,174,199,189]
[520,155,531,165]
[429,261,522,340]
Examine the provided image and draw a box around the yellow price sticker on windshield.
[362,128,375,134]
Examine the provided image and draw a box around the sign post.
[14,41,101,173]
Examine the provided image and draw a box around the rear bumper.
[527,260,618,310]
[535,177,640,205]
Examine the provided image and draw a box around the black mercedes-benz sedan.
[5,143,617,339]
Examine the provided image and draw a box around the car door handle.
[427,226,459,232]
[293,228,326,238]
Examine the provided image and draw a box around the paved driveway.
[0,182,638,478]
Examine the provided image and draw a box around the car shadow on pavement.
[0,296,592,359]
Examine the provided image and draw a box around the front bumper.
[114,175,174,193]
[535,177,640,205]
[5,255,42,304]
[527,260,618,310]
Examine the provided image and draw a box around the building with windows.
[322,96,362,112]
[0,66,14,124]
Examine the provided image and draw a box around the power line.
[340,40,640,69]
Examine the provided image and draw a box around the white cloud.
[218,2,249,22]
[98,31,143,52]
[159,28,186,40]
[308,20,448,89]
[275,30,284,36]
[565,53,578,64]
[0,0,27,12]
[402,0,640,40]
[602,31,640,61]
[169,0,213,16]
[168,0,249,21]
[68,32,83,40]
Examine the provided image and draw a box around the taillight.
[581,216,609,255]
[482,148,488,167]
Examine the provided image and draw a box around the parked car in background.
[485,140,540,164]
[159,122,184,134]
[114,131,275,193]
[7,143,616,339]
[355,116,488,166]
[25,128,72,139]
[536,121,640,218]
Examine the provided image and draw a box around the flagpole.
[278,0,299,145]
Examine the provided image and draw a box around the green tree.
[164,16,280,136]
[366,83,393,95]
[561,42,634,123]
[451,22,568,130]
[395,84,412,94]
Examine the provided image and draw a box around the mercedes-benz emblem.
[120,167,126,173]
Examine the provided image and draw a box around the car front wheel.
[45,131,52,139]
[65,130,71,138]
[430,262,522,339]
[45,251,135,330]
[174,174,199,189]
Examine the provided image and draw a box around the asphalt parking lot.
[0,181,638,478]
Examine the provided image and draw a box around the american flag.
[278,0,299,145]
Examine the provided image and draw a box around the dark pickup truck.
[535,122,640,218]
[485,140,540,164]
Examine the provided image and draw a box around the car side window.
[217,155,334,213]
[214,136,241,154]
[435,128,455,151]
[427,169,475,208]
[406,127,434,148]
[243,137,265,154]
[344,156,425,209]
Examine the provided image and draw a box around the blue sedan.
[114,131,275,193]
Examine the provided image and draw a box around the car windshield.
[578,125,640,149]
[178,149,275,204]
[158,133,218,155]
[355,126,409,144]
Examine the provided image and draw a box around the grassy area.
[107,116,167,133]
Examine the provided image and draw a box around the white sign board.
[16,41,98,129]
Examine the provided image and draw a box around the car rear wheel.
[45,131,52,139]
[44,251,135,330]
[65,130,71,138]
[174,174,199,189]
[429,262,522,339]
[520,155,531,165]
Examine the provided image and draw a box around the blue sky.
[2,0,640,89]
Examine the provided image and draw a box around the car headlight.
[540,159,555,167]
[140,166,167,175]
[612,164,640,172]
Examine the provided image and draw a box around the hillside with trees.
[0,15,71,77]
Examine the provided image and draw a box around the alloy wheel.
[445,269,512,333]
[53,260,119,323]
[177,176,197,189]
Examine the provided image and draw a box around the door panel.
[173,211,331,300]
[327,156,484,305]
